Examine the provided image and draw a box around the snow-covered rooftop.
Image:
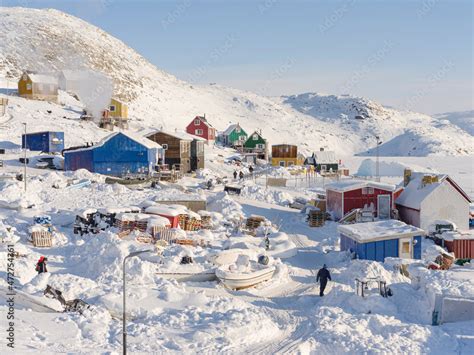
[223,124,240,136]
[440,230,474,241]
[145,129,201,141]
[313,150,337,164]
[28,73,58,85]
[325,179,398,192]
[337,220,425,242]
[396,173,471,210]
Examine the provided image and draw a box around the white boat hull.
[156,271,217,282]
[216,266,276,290]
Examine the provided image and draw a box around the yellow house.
[271,144,301,167]
[108,98,128,119]
[18,71,58,103]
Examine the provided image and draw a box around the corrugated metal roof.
[146,129,201,141]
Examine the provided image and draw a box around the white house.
[396,173,471,231]
[58,70,88,94]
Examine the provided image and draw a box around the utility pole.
[23,122,27,191]
[375,136,382,182]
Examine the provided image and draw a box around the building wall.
[340,233,400,261]
[271,157,298,167]
[18,74,33,97]
[397,205,421,229]
[420,180,469,230]
[272,145,297,159]
[343,188,394,216]
[444,239,474,259]
[228,127,248,146]
[64,149,93,172]
[147,132,191,172]
[327,190,343,220]
[190,140,205,171]
[22,132,64,153]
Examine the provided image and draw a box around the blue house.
[64,132,164,176]
[22,131,64,153]
[338,220,425,261]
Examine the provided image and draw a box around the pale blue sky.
[2,0,473,114]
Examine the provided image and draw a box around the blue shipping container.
[22,131,64,153]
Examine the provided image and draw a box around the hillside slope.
[0,7,472,156]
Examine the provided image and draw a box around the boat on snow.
[215,254,276,290]
[156,270,217,282]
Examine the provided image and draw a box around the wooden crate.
[178,214,187,229]
[157,229,179,243]
[185,217,201,231]
[308,210,325,227]
[31,232,53,247]
[136,233,154,244]
[117,230,131,239]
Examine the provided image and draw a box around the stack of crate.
[199,212,212,229]
[185,216,202,231]
[178,214,187,229]
[308,209,325,227]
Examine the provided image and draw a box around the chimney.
[320,147,324,151]
[403,168,412,187]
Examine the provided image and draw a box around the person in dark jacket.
[233,170,238,180]
[249,165,254,174]
[316,264,331,296]
[35,256,48,274]
[239,171,244,180]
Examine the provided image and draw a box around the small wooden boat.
[216,263,276,290]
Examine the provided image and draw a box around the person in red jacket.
[35,256,48,274]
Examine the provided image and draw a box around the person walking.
[233,170,238,180]
[249,165,254,174]
[35,256,48,274]
[239,171,244,180]
[316,264,331,297]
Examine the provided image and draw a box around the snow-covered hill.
[433,110,474,136]
[0,7,472,156]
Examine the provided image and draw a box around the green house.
[243,131,267,159]
[222,123,248,147]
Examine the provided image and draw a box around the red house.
[186,115,216,143]
[326,180,403,220]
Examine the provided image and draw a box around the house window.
[109,105,116,112]
[194,119,200,125]
[195,129,203,135]
[26,83,32,90]
[257,144,264,149]
[240,135,246,141]
[253,134,258,140]
[362,187,375,195]
[288,162,294,166]
[321,165,327,171]
[279,161,285,167]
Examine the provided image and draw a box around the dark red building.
[326,180,403,220]
[186,115,216,143]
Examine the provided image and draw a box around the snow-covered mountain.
[0,7,472,156]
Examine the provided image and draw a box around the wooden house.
[338,220,424,261]
[305,148,338,173]
[146,130,192,173]
[243,131,267,160]
[326,180,403,221]
[100,98,129,130]
[18,71,58,102]
[271,144,299,167]
[396,172,471,231]
[186,115,216,142]
[221,124,248,147]
[64,132,164,176]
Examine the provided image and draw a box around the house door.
[377,195,391,219]
[399,238,412,259]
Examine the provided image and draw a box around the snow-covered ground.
[1,150,473,353]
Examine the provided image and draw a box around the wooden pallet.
[200,215,212,229]
[308,210,325,227]
[31,232,53,247]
